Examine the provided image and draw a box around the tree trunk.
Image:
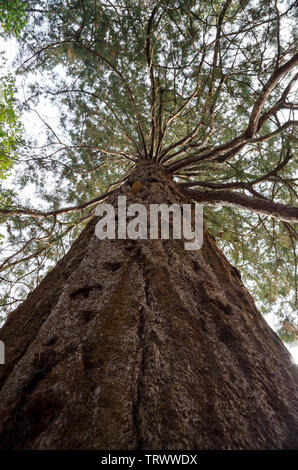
[0,162,297,450]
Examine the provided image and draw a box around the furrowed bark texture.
[0,162,297,450]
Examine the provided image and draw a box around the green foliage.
[0,72,23,178]
[0,0,27,37]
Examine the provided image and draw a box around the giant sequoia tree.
[0,0,297,450]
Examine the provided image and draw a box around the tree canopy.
[0,0,297,342]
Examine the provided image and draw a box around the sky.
[0,35,297,365]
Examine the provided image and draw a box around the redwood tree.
[0,0,297,450]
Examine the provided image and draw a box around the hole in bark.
[222,303,232,315]
[70,284,102,300]
[214,299,233,315]
[81,310,95,324]
[103,261,123,271]
[192,261,200,273]
[43,336,58,347]
[217,324,236,346]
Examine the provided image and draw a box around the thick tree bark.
[0,162,297,450]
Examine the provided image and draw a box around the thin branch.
[0,186,119,219]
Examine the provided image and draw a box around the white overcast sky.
[0,34,297,365]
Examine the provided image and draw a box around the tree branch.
[146,5,159,159]
[181,188,298,223]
